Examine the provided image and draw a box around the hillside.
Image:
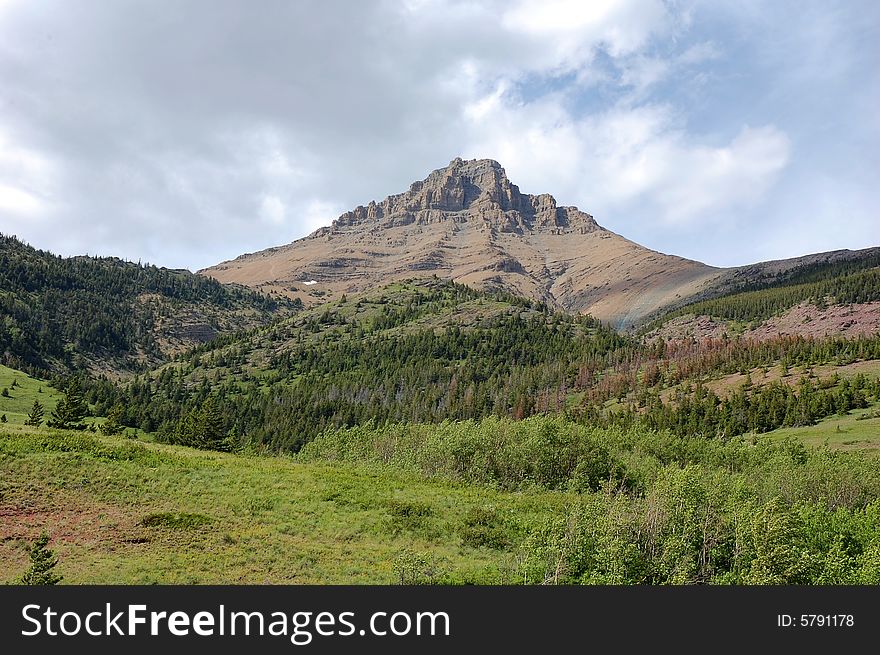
[63,274,880,457]
[644,254,880,341]
[85,278,630,449]
[6,245,880,589]
[0,364,63,425]
[0,234,299,376]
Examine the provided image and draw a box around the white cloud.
[502,0,670,66]
[260,195,285,225]
[302,199,345,234]
[654,125,791,223]
[462,91,791,226]
[0,129,56,220]
[0,183,43,214]
[619,56,671,96]
[678,41,721,66]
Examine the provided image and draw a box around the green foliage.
[386,500,436,536]
[301,416,636,492]
[47,378,88,430]
[392,548,443,585]
[743,498,812,584]
[141,512,213,529]
[99,403,125,435]
[0,234,296,373]
[25,400,45,426]
[16,533,63,585]
[459,506,512,550]
[80,279,631,452]
[4,418,880,585]
[169,396,231,451]
[301,414,880,584]
[612,373,878,439]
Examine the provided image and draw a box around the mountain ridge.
[202,157,724,327]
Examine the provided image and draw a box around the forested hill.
[86,278,631,450]
[0,234,299,375]
[645,251,880,330]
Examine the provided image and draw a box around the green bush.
[459,506,513,550]
[141,512,212,529]
[302,414,880,584]
[16,533,63,585]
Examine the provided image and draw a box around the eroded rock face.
[202,157,721,327]
[330,158,600,235]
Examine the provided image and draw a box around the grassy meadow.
[4,412,880,585]
[0,365,63,426]
[767,404,880,450]
[0,424,567,584]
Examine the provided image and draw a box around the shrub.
[16,533,63,585]
[141,512,212,529]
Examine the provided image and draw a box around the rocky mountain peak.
[408,157,522,212]
[326,157,601,235]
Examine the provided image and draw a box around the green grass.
[764,400,880,451]
[6,417,880,585]
[0,425,570,584]
[0,365,62,425]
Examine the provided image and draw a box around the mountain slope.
[643,252,880,340]
[0,234,298,375]
[202,158,722,328]
[86,278,630,449]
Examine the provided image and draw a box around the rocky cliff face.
[320,158,600,236]
[202,158,721,327]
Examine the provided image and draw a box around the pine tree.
[24,400,45,427]
[16,533,63,585]
[174,397,229,451]
[47,379,88,430]
[197,397,228,450]
[99,403,125,435]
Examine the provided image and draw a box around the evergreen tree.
[99,403,125,435]
[16,533,63,585]
[198,397,229,450]
[24,400,45,427]
[47,379,88,430]
[174,397,229,451]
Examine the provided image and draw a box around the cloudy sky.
[0,0,877,271]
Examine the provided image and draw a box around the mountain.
[203,157,880,328]
[0,234,298,375]
[202,157,724,328]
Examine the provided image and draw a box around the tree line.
[0,234,295,374]
[651,265,880,325]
